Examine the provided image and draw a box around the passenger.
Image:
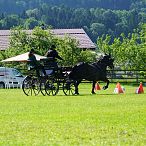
[28,49,46,77]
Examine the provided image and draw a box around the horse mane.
[91,56,104,67]
[72,55,106,71]
[71,62,85,72]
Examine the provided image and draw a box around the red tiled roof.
[0,28,96,50]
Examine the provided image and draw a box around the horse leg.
[103,79,109,90]
[74,80,80,95]
[91,81,96,94]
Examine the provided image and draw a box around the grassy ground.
[0,83,146,146]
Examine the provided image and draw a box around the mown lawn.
[0,83,146,146]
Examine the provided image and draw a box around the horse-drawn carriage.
[22,54,114,96]
[22,58,75,96]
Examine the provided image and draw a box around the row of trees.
[0,0,145,14]
[97,24,146,70]
[0,27,96,68]
[0,5,145,42]
[0,1,145,70]
[0,24,145,70]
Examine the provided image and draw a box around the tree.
[24,17,39,29]
[102,10,119,31]
[97,24,146,69]
[90,23,106,36]
[56,35,96,67]
[115,22,129,36]
[0,26,53,64]
[56,36,80,66]
[2,15,21,29]
[1,26,96,68]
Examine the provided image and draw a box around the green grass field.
[0,83,146,146]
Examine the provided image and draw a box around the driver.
[44,44,63,69]
[45,44,63,61]
[44,44,63,75]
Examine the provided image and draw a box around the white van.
[0,67,25,88]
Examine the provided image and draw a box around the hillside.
[0,0,145,42]
[0,0,145,14]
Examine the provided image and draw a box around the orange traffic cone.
[135,82,144,94]
[95,82,101,90]
[114,82,124,94]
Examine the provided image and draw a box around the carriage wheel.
[45,79,59,96]
[63,80,75,95]
[40,78,47,96]
[22,76,40,96]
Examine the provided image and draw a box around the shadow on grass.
[57,93,120,96]
[59,92,145,96]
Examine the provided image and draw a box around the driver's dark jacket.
[45,49,63,61]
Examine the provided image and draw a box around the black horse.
[68,54,114,94]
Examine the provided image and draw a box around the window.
[12,69,22,77]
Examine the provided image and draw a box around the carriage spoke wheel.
[45,79,59,96]
[63,80,75,96]
[22,76,40,96]
[40,78,47,96]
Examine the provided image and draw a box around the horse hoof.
[74,92,79,95]
[92,92,96,94]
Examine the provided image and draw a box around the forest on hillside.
[0,0,146,41]
[0,0,145,13]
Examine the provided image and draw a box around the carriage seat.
[41,58,59,75]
